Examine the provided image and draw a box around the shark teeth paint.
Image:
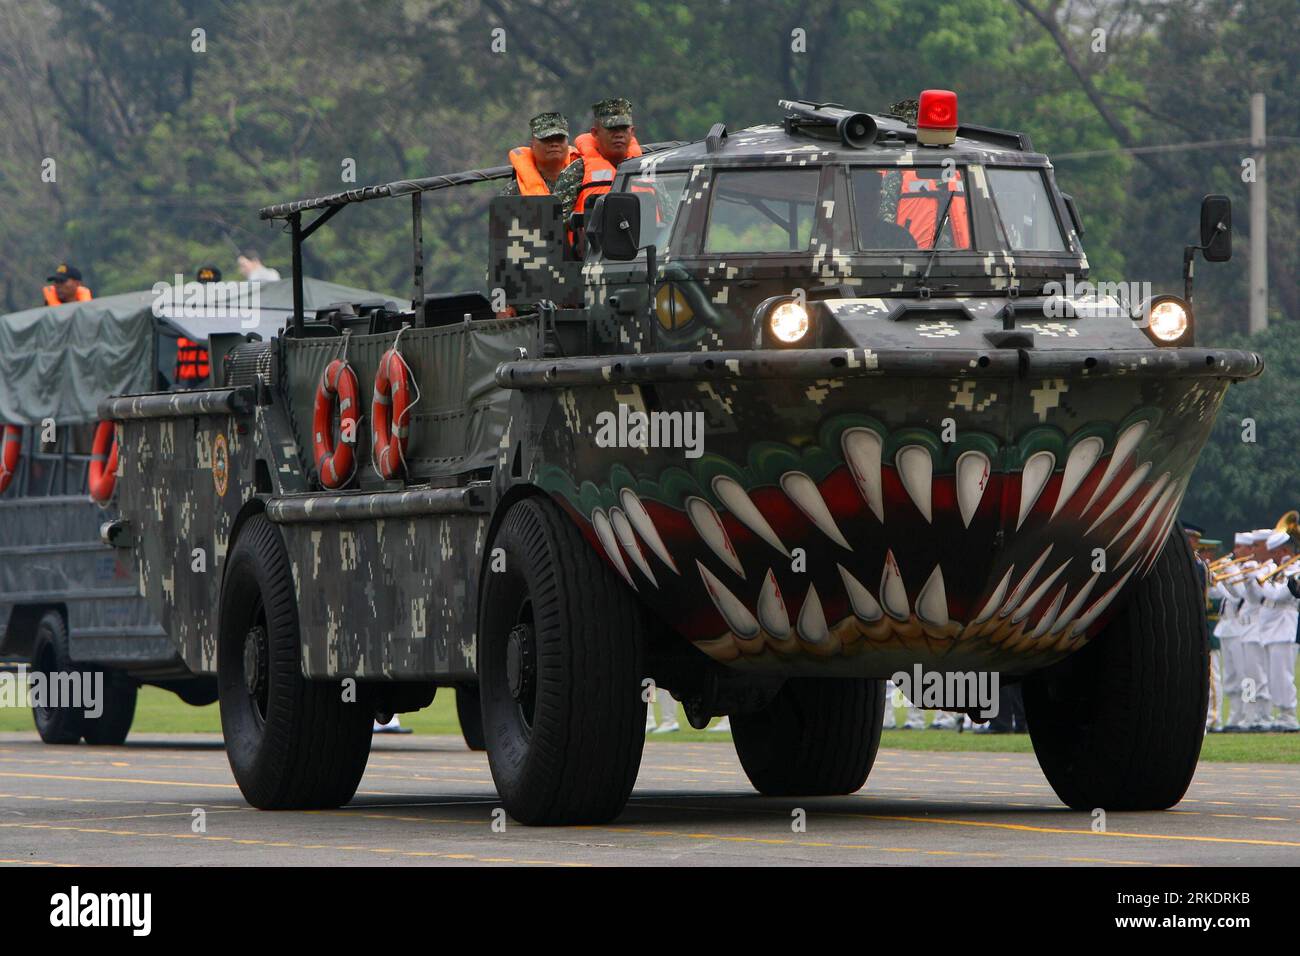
[880,550,910,621]
[972,565,1015,625]
[1084,460,1152,534]
[686,495,745,578]
[1051,437,1104,518]
[838,563,883,622]
[1081,420,1149,515]
[895,445,933,523]
[697,560,760,639]
[779,471,851,550]
[999,546,1053,617]
[1017,451,1055,529]
[619,488,679,575]
[712,475,789,556]
[591,508,635,589]
[756,569,790,638]
[608,506,656,587]
[915,566,949,626]
[796,584,831,644]
[841,427,884,522]
[955,450,990,528]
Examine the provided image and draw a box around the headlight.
[1135,295,1193,346]
[1149,300,1189,342]
[769,301,810,344]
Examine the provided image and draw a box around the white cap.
[1234,532,1253,546]
[1253,529,1273,543]
[1267,531,1290,550]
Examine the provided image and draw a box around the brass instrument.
[1276,509,1300,541]
[1258,552,1300,584]
[1212,560,1258,585]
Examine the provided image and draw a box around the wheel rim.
[506,600,537,729]
[242,605,270,725]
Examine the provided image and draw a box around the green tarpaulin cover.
[0,279,399,425]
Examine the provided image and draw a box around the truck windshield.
[704,168,820,253]
[986,167,1067,252]
[621,171,688,250]
[851,167,972,251]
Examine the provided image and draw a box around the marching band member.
[1259,533,1300,732]
[1240,530,1280,730]
[1209,531,1256,732]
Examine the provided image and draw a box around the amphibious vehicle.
[101,92,1260,823]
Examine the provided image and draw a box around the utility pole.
[1249,92,1268,333]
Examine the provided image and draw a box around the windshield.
[704,168,820,253]
[621,170,688,250]
[851,167,972,251]
[986,167,1067,252]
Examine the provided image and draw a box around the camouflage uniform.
[501,111,572,196]
[552,98,635,215]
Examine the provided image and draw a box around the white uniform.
[1257,566,1300,730]
[1209,560,1253,728]
[1241,561,1276,728]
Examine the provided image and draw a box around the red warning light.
[917,89,958,146]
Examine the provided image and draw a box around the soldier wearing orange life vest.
[42,262,93,306]
[896,168,971,249]
[501,112,579,197]
[552,98,642,218]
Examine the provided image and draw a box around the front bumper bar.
[496,347,1263,389]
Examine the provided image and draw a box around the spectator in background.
[237,250,280,282]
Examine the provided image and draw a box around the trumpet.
[1257,552,1300,584]
[1212,561,1259,585]
[1207,555,1237,571]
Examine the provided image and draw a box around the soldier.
[42,262,93,305]
[1211,531,1256,731]
[552,97,643,218]
[501,112,579,197]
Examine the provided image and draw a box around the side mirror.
[1199,194,1231,262]
[592,192,643,261]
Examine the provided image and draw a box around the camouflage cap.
[592,97,633,128]
[530,111,568,139]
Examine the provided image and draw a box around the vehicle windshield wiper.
[915,189,955,294]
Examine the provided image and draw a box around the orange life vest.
[42,284,93,306]
[896,169,971,250]
[175,337,210,383]
[509,145,579,196]
[572,132,643,216]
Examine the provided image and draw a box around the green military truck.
[101,92,1258,824]
[0,279,398,744]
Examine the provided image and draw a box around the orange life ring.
[0,425,21,495]
[88,420,119,503]
[372,349,412,479]
[313,359,360,489]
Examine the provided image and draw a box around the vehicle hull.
[519,347,1257,678]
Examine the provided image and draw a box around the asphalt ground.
[0,732,1297,867]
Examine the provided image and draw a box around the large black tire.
[456,686,485,751]
[479,496,647,825]
[30,610,86,745]
[218,514,373,809]
[731,677,886,796]
[81,673,138,746]
[1022,526,1208,811]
